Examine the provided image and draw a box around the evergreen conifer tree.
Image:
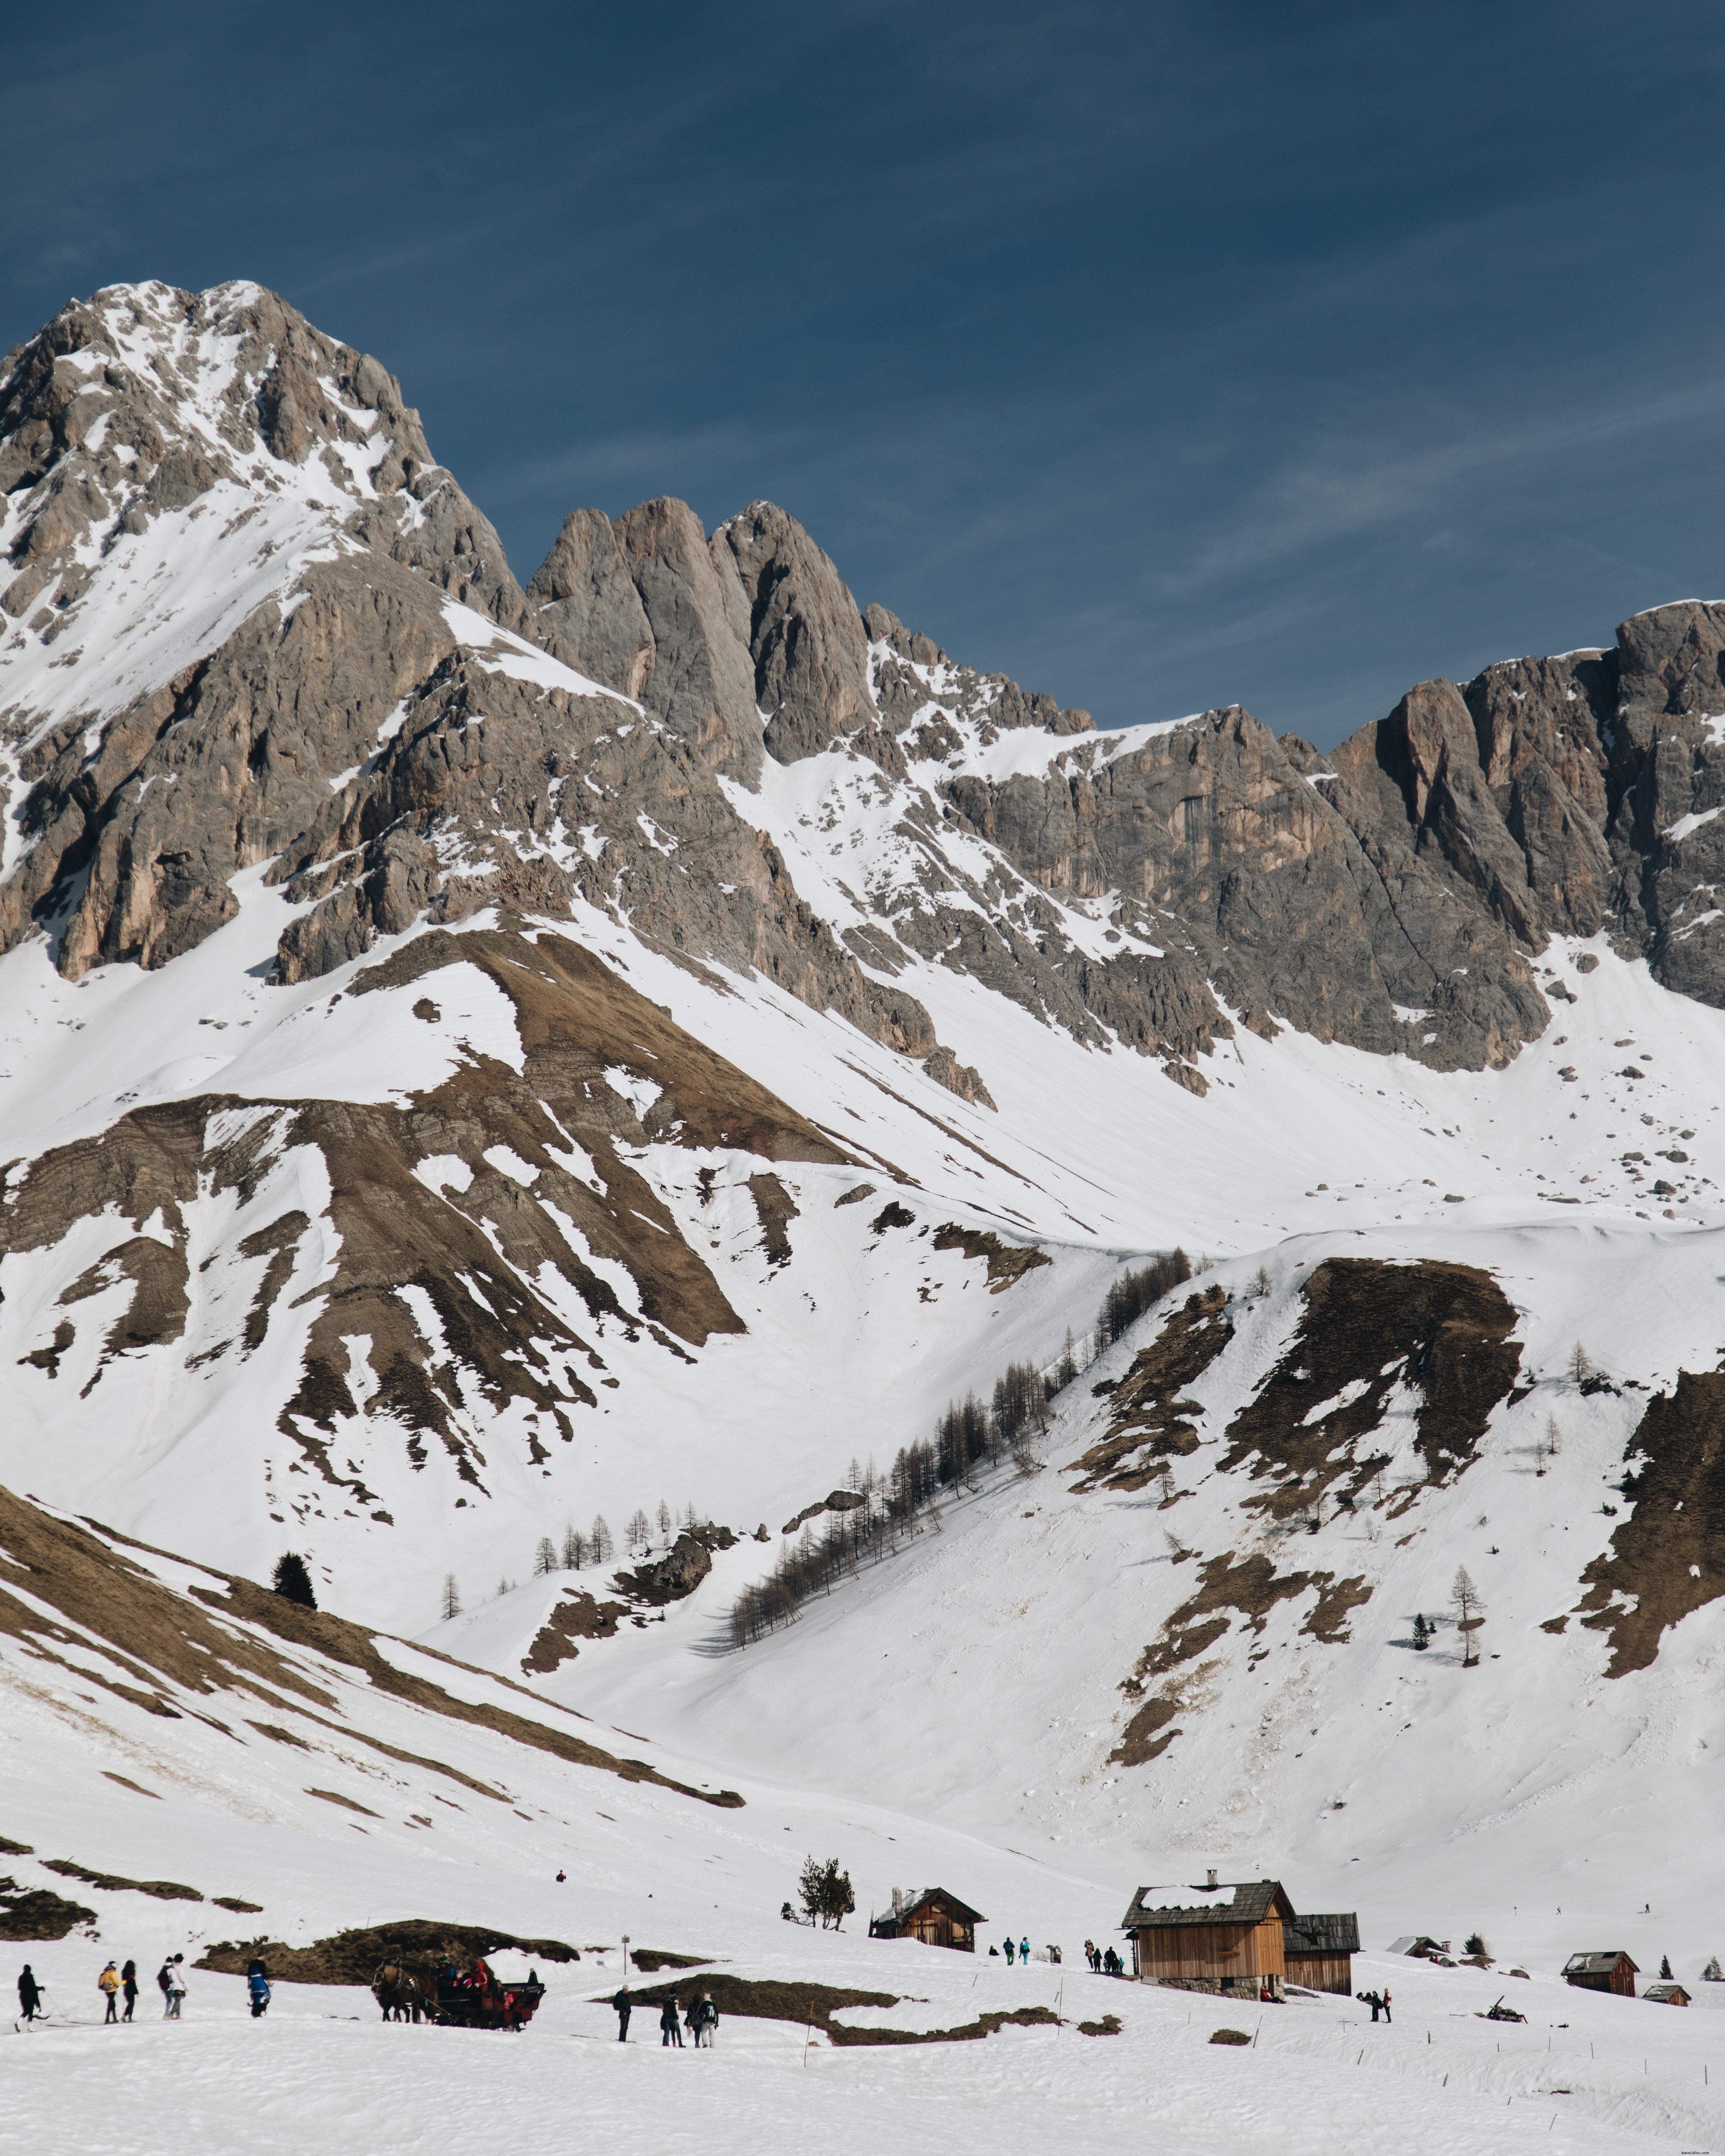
[271,1553,317,1608]
[441,1573,461,1620]
[1661,1954,1673,1980]
[534,1536,557,1575]
[590,1515,613,1563]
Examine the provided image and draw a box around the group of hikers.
[609,1985,719,2047]
[1357,1987,1393,2022]
[1082,1940,1127,1975]
[989,1935,1040,1965]
[16,1953,217,2025]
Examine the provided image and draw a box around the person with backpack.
[692,1994,718,2048]
[98,1962,121,2022]
[247,1961,271,2019]
[1004,1937,1016,1965]
[121,1961,138,2022]
[162,1955,186,2019]
[660,1993,683,2047]
[17,1965,42,2021]
[612,1984,631,2040]
[1020,1936,1031,1965]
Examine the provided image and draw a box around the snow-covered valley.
[4,278,1725,2153]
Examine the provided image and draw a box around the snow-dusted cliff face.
[4,282,1725,2013]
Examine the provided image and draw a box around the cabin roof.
[1643,1982,1690,2001]
[1284,1913,1361,1956]
[1387,1935,1445,1957]
[1563,1951,1638,1975]
[1121,1880,1296,1931]
[888,1886,985,1926]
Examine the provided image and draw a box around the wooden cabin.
[1643,1982,1691,2006]
[1563,1951,1639,1997]
[1283,1912,1361,1994]
[1120,1878,1296,1999]
[868,1887,983,1952]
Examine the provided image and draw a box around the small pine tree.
[441,1573,461,1620]
[497,1575,512,1599]
[561,1523,584,1569]
[1661,1954,1673,1980]
[1251,1265,1273,1297]
[534,1535,557,1576]
[271,1552,317,1609]
[798,1855,855,1929]
[1412,1612,1430,1651]
[1569,1341,1594,1387]
[590,1515,613,1564]
[656,1499,672,1542]
[1702,1956,1722,1981]
[1451,1567,1485,1667]
[1465,1931,1489,1958]
[626,1508,651,1556]
[1545,1413,1562,1458]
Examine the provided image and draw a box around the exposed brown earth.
[197,1918,580,1982]
[617,1973,1058,2046]
[0,1881,94,1939]
[1221,1259,1523,1517]
[1069,1287,1232,1490]
[40,1859,202,1900]
[519,1591,628,1675]
[929,1223,1053,1293]
[1570,1371,1725,1675]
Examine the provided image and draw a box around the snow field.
[10,1936,1723,2154]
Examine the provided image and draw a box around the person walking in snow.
[17,1965,42,2021]
[692,1994,718,2048]
[1361,1989,1381,2022]
[99,1961,121,2022]
[1381,1988,1392,2024]
[121,1960,138,2022]
[1020,1936,1031,1965]
[1004,1937,1016,1965]
[163,1955,186,2019]
[660,1994,683,2047]
[611,1985,631,2040]
[247,1964,271,2019]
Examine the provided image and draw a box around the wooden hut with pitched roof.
[1119,1877,1297,1999]
[868,1887,983,1952]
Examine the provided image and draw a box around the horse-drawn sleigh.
[372,1955,546,2030]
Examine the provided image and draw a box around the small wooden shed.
[1283,1912,1361,1994]
[1563,1951,1639,1997]
[1643,1982,1691,2006]
[868,1888,983,1952]
[1120,1879,1296,1999]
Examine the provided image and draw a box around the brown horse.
[371,1964,427,2022]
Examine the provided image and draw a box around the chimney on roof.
[891,1889,903,1914]
[1206,1869,1218,1890]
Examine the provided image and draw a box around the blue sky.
[5,0,1723,746]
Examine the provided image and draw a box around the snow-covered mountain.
[5,283,1725,2149]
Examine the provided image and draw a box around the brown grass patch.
[1070,1287,1231,1489]
[1571,1371,1725,1675]
[615,1974,1058,2046]
[197,1918,580,1984]
[0,1880,94,1938]
[930,1223,1051,1293]
[40,1859,202,1901]
[1221,1259,1521,1514]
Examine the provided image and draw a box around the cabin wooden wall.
[1134,1918,1285,1983]
[1286,1953,1352,1995]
